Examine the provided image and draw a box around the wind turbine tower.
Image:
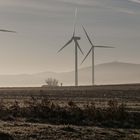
[81,26,114,86]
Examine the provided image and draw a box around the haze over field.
[0,62,139,87]
[0,0,140,75]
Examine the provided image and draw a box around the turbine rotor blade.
[58,37,73,53]
[73,8,78,37]
[95,46,115,48]
[82,25,94,47]
[81,47,93,64]
[75,40,84,55]
[0,29,16,33]
[73,25,75,37]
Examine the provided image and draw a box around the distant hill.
[0,61,140,87]
[95,61,140,85]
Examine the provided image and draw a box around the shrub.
[45,78,59,87]
[107,99,127,121]
[9,100,21,117]
[68,100,76,108]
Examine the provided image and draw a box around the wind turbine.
[58,9,84,86]
[81,26,114,86]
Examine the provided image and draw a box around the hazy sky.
[0,0,140,74]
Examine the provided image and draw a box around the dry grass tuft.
[0,97,139,128]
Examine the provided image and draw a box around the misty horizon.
[0,61,138,75]
[0,61,139,87]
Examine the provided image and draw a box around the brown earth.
[0,84,140,140]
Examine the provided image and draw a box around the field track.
[0,84,140,101]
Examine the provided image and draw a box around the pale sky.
[0,0,140,74]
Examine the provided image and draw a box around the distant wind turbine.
[58,9,84,86]
[81,26,114,86]
[0,29,16,33]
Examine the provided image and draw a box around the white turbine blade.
[82,25,94,47]
[0,29,16,33]
[95,46,115,48]
[58,37,73,53]
[75,41,84,55]
[73,8,78,37]
[81,47,93,64]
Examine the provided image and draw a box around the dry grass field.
[0,84,140,140]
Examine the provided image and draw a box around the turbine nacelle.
[74,36,81,40]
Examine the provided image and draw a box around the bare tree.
[45,78,59,87]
